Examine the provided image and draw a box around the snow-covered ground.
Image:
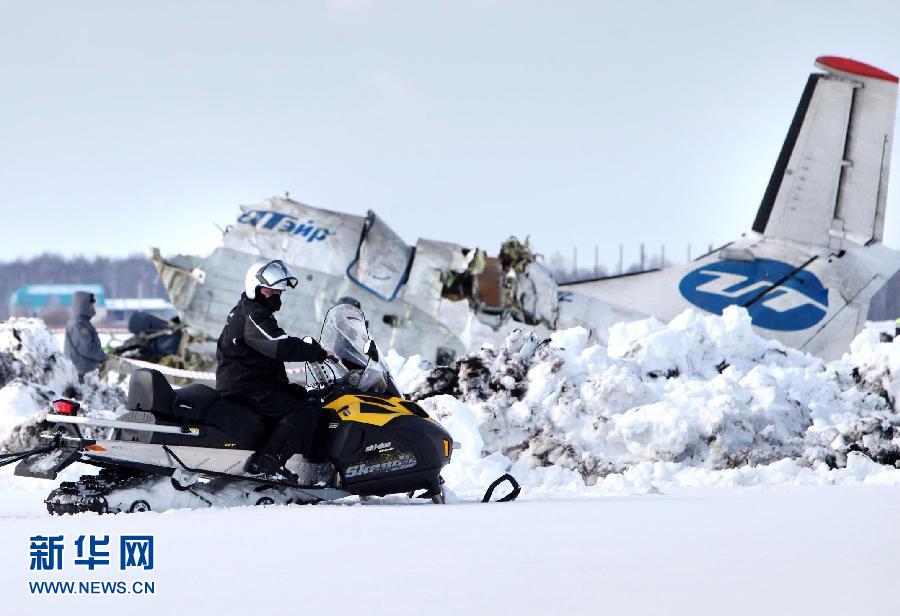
[1,311,899,614]
[1,487,898,615]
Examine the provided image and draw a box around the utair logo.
[678,258,828,332]
[238,209,331,243]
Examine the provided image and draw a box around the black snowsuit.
[215,293,328,460]
[64,291,107,379]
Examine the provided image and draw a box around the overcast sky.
[1,0,899,271]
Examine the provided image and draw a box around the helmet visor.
[255,259,299,291]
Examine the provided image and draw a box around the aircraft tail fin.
[752,56,898,249]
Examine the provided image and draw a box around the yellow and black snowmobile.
[6,305,523,514]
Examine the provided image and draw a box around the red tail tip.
[815,56,898,84]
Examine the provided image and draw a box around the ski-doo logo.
[365,442,392,452]
[345,453,416,478]
[678,258,828,331]
[237,209,331,243]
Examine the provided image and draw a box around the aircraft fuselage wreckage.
[153,57,900,364]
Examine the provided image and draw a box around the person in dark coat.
[216,258,329,480]
[64,291,107,380]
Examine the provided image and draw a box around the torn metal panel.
[150,248,203,312]
[516,262,559,328]
[347,211,414,301]
[404,239,462,312]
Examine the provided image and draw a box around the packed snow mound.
[0,318,125,452]
[0,318,77,392]
[407,307,900,489]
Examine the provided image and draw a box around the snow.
[2,487,900,615]
[1,319,79,393]
[0,381,48,447]
[401,306,900,497]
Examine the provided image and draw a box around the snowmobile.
[5,304,519,513]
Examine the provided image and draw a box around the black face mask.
[263,293,282,312]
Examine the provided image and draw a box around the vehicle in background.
[104,298,176,326]
[112,312,184,363]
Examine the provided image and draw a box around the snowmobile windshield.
[358,358,390,393]
[320,304,370,369]
[317,304,399,395]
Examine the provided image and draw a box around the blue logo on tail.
[678,258,828,331]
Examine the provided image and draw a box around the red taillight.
[51,399,79,416]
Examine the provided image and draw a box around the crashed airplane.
[154,56,900,364]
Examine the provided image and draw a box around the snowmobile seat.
[126,369,270,448]
[127,370,220,424]
[172,384,219,423]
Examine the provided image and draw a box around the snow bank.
[0,318,125,452]
[0,318,77,392]
[405,307,900,498]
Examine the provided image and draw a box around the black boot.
[244,453,299,483]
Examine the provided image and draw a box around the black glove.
[302,337,329,362]
[289,382,308,396]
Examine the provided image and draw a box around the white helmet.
[244,259,299,298]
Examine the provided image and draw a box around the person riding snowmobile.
[215,259,329,480]
[64,291,107,381]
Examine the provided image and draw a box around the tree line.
[1,254,166,320]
